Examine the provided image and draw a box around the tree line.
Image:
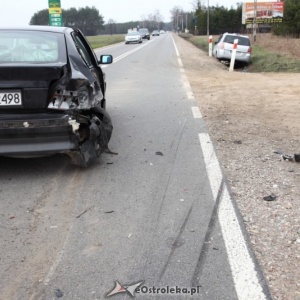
[273,0,300,37]
[30,6,169,36]
[30,6,104,36]
[171,0,300,37]
[30,0,300,37]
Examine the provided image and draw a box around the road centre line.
[114,40,155,64]
[198,133,268,300]
[97,40,155,68]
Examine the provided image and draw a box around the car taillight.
[248,47,252,53]
[219,42,224,49]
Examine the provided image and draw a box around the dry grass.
[255,33,300,59]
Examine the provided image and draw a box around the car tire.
[91,106,113,143]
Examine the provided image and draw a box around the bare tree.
[153,9,164,30]
[170,6,184,32]
[107,18,115,35]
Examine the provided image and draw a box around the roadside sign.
[50,17,61,22]
[48,0,62,26]
[51,22,62,26]
[48,0,61,8]
[49,7,62,14]
[242,1,284,24]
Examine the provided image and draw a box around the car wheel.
[91,106,113,143]
[71,106,113,167]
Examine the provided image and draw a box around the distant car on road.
[212,33,251,65]
[152,30,160,36]
[159,30,165,34]
[139,28,150,40]
[125,31,142,44]
[0,26,113,167]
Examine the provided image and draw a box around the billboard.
[242,1,284,24]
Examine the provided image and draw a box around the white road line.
[191,106,202,119]
[198,133,267,300]
[187,91,195,100]
[172,36,183,68]
[106,40,155,65]
[182,80,191,89]
[172,37,180,57]
[172,34,268,299]
[172,36,194,103]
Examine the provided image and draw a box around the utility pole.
[186,13,187,32]
[253,0,257,42]
[207,0,210,36]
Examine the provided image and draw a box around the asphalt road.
[0,33,271,300]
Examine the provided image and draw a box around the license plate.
[0,91,22,106]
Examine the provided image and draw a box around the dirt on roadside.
[173,33,300,300]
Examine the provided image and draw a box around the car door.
[71,31,105,101]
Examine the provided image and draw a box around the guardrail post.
[208,35,213,57]
[229,39,238,72]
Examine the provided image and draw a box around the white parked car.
[125,31,142,44]
[213,33,251,65]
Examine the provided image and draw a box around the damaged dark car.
[0,26,113,167]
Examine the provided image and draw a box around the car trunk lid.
[0,64,67,110]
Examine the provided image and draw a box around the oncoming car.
[125,31,142,44]
[213,33,251,65]
[152,30,160,36]
[138,28,150,40]
[0,26,113,167]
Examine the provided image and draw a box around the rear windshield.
[128,32,140,36]
[0,30,66,63]
[224,35,250,46]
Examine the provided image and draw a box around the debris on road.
[55,288,63,298]
[76,209,89,218]
[233,140,242,144]
[294,153,300,162]
[263,194,277,201]
[155,151,164,156]
[274,151,297,161]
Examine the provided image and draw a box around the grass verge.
[179,33,300,73]
[86,34,124,49]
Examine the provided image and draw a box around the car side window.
[72,33,94,68]
[217,35,223,43]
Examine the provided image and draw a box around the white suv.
[213,33,251,65]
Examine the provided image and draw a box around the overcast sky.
[0,0,245,26]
